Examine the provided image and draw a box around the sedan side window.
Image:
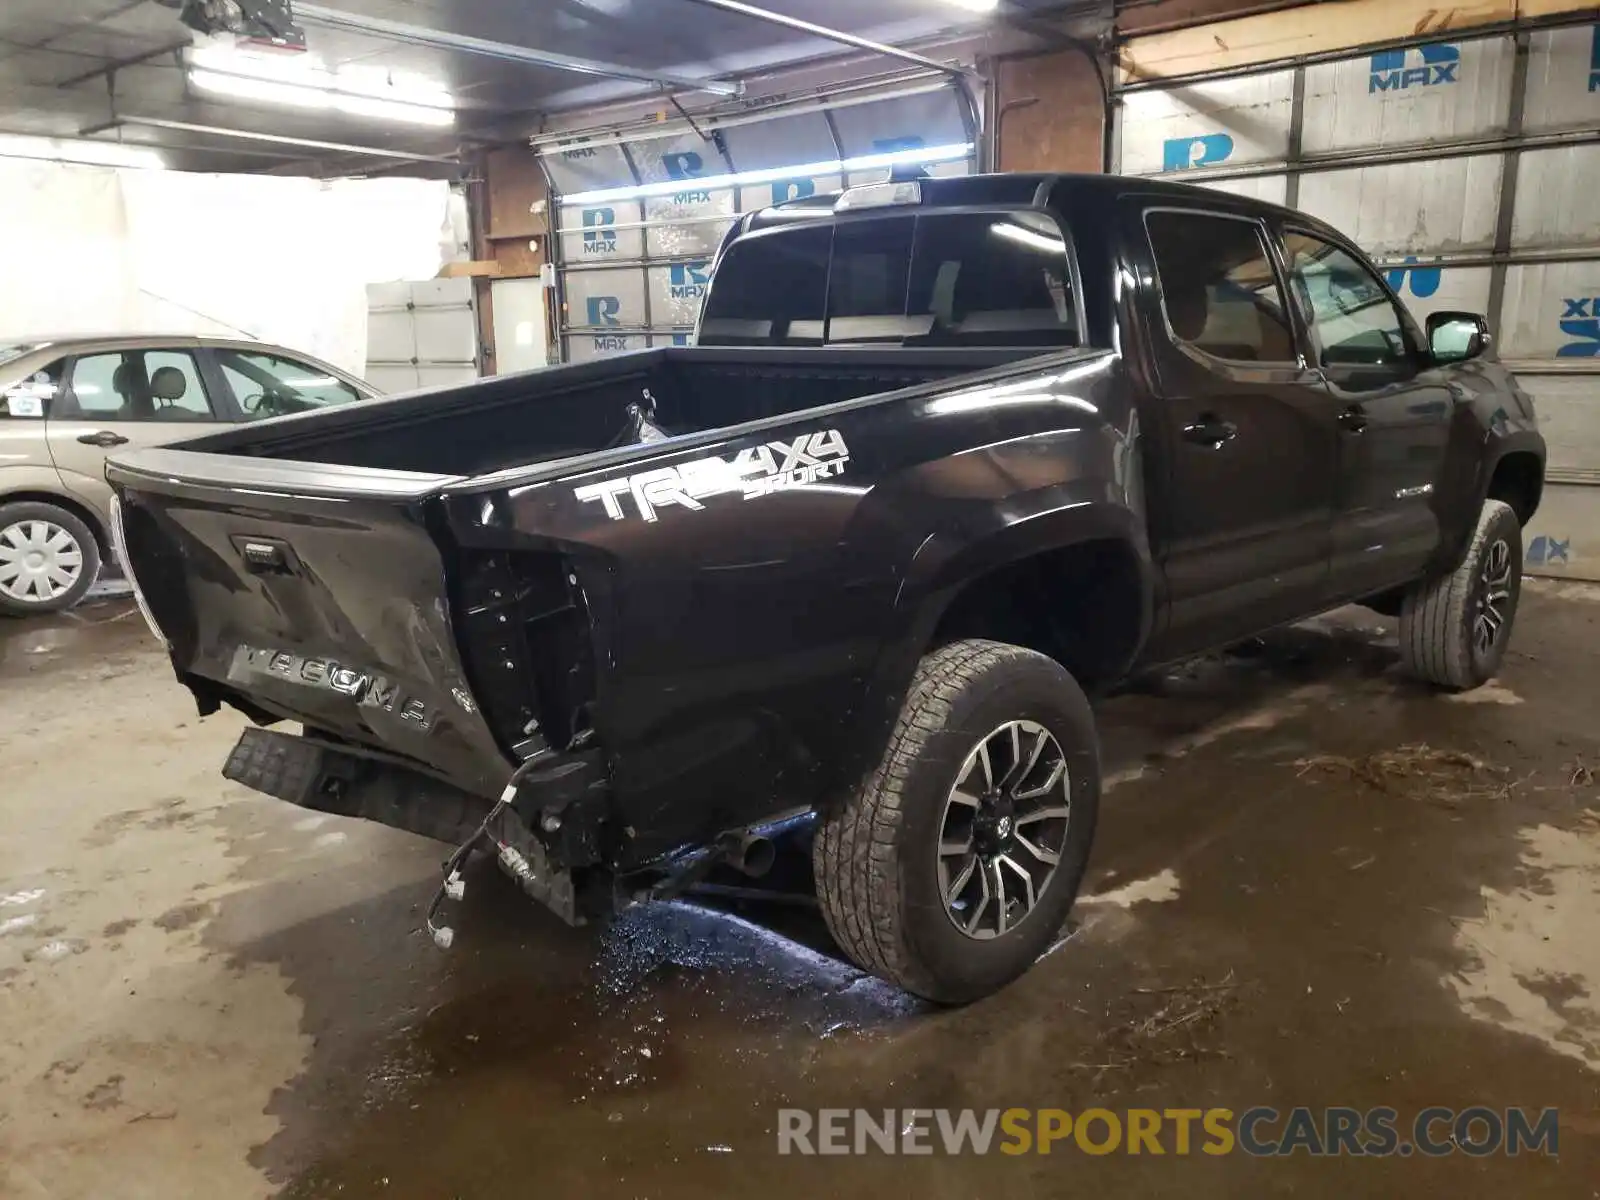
[1144,210,1298,365]
[2,359,64,419]
[1282,232,1414,371]
[217,350,364,421]
[62,351,218,421]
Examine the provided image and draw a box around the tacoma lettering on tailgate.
[232,646,436,730]
[574,429,851,522]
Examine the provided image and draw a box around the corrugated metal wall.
[1115,19,1600,579]
[537,82,979,365]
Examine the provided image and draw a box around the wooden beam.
[1116,0,1592,83]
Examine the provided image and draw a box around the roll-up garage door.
[538,80,980,365]
[1114,21,1600,579]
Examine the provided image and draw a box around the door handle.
[77,430,130,448]
[1181,414,1238,448]
[1338,406,1369,434]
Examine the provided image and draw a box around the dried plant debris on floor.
[1294,743,1513,805]
[1071,971,1243,1081]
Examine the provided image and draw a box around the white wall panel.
[562,268,649,331]
[1524,376,1600,477]
[629,133,729,187]
[644,190,738,259]
[542,142,634,194]
[1118,70,1294,176]
[1296,156,1501,255]
[558,201,645,266]
[564,333,647,363]
[1199,174,1289,203]
[1499,262,1600,359]
[829,89,969,159]
[1523,482,1600,579]
[741,173,844,211]
[720,112,837,171]
[1523,24,1600,133]
[1382,263,1494,327]
[1509,145,1600,249]
[647,261,715,328]
[1300,37,1513,155]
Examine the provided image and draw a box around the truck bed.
[105,343,1064,809]
[177,346,1030,478]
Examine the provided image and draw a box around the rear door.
[1131,204,1341,659]
[1278,229,1455,599]
[47,344,229,519]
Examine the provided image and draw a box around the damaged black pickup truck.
[107,172,1544,1003]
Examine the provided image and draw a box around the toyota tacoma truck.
[106,172,1544,1003]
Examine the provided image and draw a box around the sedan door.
[1278,229,1455,601]
[47,345,228,520]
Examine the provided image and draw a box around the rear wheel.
[0,502,101,616]
[813,639,1100,1004]
[1398,498,1521,690]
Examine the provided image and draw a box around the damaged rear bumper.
[223,727,611,925]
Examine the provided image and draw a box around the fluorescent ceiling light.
[0,134,165,170]
[186,46,455,127]
[944,0,1000,10]
[189,69,455,127]
[562,141,973,206]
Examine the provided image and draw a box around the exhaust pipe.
[728,833,776,878]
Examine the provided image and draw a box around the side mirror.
[1427,311,1491,364]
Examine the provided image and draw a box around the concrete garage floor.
[2,585,1599,1199]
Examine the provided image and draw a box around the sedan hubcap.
[0,520,84,603]
[938,719,1071,941]
[1474,538,1513,658]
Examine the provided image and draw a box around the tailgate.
[107,448,514,797]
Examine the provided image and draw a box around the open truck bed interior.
[175,346,1035,476]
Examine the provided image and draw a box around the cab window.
[1282,231,1414,370]
[1144,210,1297,365]
[698,209,1080,349]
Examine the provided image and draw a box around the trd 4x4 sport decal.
[574,430,851,522]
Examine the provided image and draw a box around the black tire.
[1398,498,1521,690]
[0,501,102,617]
[813,639,1100,1004]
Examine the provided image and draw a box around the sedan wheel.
[0,502,102,616]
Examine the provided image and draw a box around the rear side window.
[908,212,1076,348]
[2,359,63,419]
[827,218,917,343]
[697,209,1080,349]
[1145,210,1296,364]
[699,224,830,345]
[61,350,219,421]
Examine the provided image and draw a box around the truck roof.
[743,171,1307,233]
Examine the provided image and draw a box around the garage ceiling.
[0,0,1085,176]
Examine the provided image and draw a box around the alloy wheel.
[1474,538,1513,658]
[937,719,1071,940]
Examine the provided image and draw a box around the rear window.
[1,358,62,419]
[698,209,1079,349]
[0,343,42,370]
